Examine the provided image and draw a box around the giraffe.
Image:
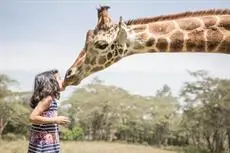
[63,6,230,87]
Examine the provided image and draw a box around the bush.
[60,128,73,140]
[182,146,209,153]
[71,126,84,140]
[2,133,26,141]
[2,133,17,141]
[142,141,149,146]
[60,126,84,141]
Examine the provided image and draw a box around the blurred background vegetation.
[1,70,230,153]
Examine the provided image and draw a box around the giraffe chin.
[63,78,81,87]
[71,80,81,86]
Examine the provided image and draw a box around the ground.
[0,140,177,153]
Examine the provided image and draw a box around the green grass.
[0,140,177,153]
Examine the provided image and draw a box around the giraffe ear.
[116,16,127,44]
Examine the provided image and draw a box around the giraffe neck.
[125,12,230,56]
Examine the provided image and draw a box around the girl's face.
[54,73,65,91]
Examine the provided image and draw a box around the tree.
[0,74,29,138]
[180,70,230,153]
[0,74,16,98]
[0,74,16,138]
[155,84,172,97]
[63,80,180,145]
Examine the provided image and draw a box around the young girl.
[28,69,70,153]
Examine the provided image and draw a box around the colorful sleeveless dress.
[28,100,60,153]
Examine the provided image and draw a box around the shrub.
[2,133,17,141]
[60,126,84,141]
[182,146,209,153]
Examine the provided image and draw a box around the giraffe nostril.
[66,67,77,79]
[67,69,72,77]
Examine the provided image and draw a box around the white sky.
[1,0,230,99]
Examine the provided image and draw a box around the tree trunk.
[227,129,230,150]
[0,118,8,139]
[213,129,225,153]
[0,119,3,139]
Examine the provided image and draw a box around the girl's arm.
[29,96,57,124]
[29,96,70,125]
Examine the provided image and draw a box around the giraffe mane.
[125,9,230,25]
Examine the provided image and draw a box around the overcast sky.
[1,0,230,99]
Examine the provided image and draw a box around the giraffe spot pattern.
[148,48,157,52]
[170,31,184,51]
[111,44,115,50]
[114,57,121,63]
[107,52,113,60]
[187,29,205,51]
[217,36,230,53]
[85,66,91,73]
[136,33,149,41]
[145,37,155,47]
[98,56,107,65]
[219,16,230,31]
[133,42,145,50]
[206,27,224,51]
[132,25,147,33]
[156,38,168,51]
[126,41,131,48]
[177,18,201,31]
[118,49,123,54]
[114,49,118,56]
[202,16,217,28]
[90,56,97,65]
[149,21,175,35]
[105,61,112,67]
[91,66,104,73]
[85,57,90,64]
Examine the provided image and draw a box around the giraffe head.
[64,9,130,86]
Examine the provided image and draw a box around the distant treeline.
[0,71,230,153]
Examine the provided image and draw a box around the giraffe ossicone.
[63,6,230,87]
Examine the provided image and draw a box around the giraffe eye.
[94,40,109,50]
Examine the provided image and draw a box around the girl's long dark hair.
[30,69,60,109]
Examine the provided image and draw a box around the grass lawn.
[0,140,177,153]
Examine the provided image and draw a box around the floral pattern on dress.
[42,110,55,118]
[30,131,59,145]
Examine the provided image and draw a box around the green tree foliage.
[62,78,179,146]
[60,125,84,141]
[0,74,30,139]
[0,74,16,98]
[180,70,230,153]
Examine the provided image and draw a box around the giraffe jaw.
[72,80,81,86]
[63,75,81,87]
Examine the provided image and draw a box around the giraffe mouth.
[63,75,81,87]
[63,80,80,87]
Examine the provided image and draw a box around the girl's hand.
[55,116,70,125]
